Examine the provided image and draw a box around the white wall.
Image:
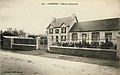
[69,30,119,44]
[111,31,118,44]
[100,31,105,43]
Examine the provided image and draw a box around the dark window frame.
[56,36,59,42]
[55,29,59,34]
[49,28,53,34]
[92,32,100,42]
[61,35,66,41]
[61,27,66,33]
[72,33,78,41]
[105,32,112,41]
[82,34,87,42]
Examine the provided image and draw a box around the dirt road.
[0,50,120,75]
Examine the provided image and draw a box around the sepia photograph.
[0,0,120,75]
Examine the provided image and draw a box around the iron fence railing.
[13,38,36,45]
[49,39,117,50]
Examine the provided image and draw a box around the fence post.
[10,38,13,49]
[117,35,120,60]
[36,37,39,50]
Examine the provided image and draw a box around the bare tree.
[19,29,26,37]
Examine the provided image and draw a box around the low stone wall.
[49,46,117,60]
[2,38,12,50]
[38,45,47,50]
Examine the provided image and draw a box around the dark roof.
[47,16,74,29]
[70,18,120,32]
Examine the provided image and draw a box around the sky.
[0,0,120,34]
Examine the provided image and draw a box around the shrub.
[55,41,116,50]
[91,42,99,48]
[100,41,113,49]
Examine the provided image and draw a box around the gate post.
[47,36,53,51]
[36,37,39,50]
[117,35,120,60]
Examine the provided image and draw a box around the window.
[49,28,53,34]
[105,32,112,41]
[92,32,100,42]
[82,34,87,43]
[56,36,58,42]
[61,35,66,41]
[61,27,66,33]
[72,33,78,41]
[55,29,59,34]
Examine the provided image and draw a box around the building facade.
[47,15,120,49]
[47,14,78,45]
[69,18,120,45]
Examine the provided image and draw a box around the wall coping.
[3,36,34,39]
[50,46,116,52]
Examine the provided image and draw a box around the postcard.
[0,0,120,75]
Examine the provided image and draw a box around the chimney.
[72,14,76,19]
[72,13,78,22]
[52,17,56,22]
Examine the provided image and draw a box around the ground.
[8,49,120,67]
[0,49,120,75]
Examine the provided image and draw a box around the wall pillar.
[100,32,105,43]
[36,37,39,50]
[78,33,80,42]
[88,32,92,43]
[117,35,120,60]
[69,33,72,42]
[47,36,53,51]
[10,38,13,49]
